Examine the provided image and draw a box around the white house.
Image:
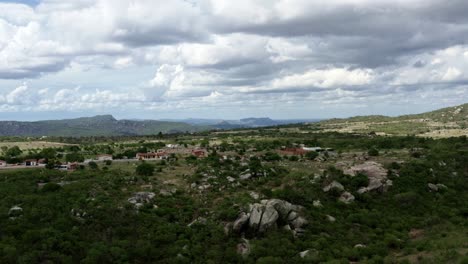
[24,159,38,166]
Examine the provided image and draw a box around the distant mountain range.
[163,117,321,129]
[0,115,319,137]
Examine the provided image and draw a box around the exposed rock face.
[323,181,344,192]
[128,192,156,208]
[230,199,307,235]
[345,161,392,193]
[339,192,355,204]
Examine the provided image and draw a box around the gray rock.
[233,212,250,232]
[8,206,23,219]
[249,191,260,200]
[128,192,156,208]
[326,215,336,222]
[428,183,438,192]
[227,176,236,183]
[339,192,355,204]
[187,217,207,227]
[436,183,448,190]
[290,216,308,229]
[313,200,323,208]
[237,238,250,257]
[248,204,263,231]
[240,173,252,180]
[258,205,279,232]
[299,249,319,259]
[323,181,344,192]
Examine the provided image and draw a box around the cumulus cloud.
[0,0,467,118]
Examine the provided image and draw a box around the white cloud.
[442,67,461,81]
[271,68,374,89]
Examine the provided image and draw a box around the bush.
[368,148,379,156]
[136,162,155,176]
[42,183,61,192]
[305,151,319,160]
[88,161,98,170]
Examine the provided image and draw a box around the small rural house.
[136,152,168,160]
[191,149,207,158]
[0,160,6,167]
[24,159,38,166]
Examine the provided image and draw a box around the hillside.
[317,103,468,137]
[0,115,206,137]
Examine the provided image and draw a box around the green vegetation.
[0,126,466,263]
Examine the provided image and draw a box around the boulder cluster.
[128,192,156,209]
[229,199,308,236]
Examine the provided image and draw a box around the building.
[67,162,79,171]
[136,152,168,160]
[0,160,6,167]
[38,159,47,165]
[279,148,308,156]
[97,154,113,161]
[191,149,207,158]
[24,159,38,166]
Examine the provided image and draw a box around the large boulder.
[231,199,307,235]
[258,205,279,233]
[345,161,391,193]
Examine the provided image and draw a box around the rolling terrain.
[315,103,468,137]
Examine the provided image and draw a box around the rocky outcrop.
[345,161,392,194]
[128,192,156,209]
[230,199,307,236]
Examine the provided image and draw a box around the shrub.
[88,161,98,170]
[368,148,379,156]
[136,162,155,176]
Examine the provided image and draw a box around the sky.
[0,0,467,121]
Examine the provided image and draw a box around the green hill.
[0,115,207,137]
[318,103,468,137]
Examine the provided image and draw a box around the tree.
[368,147,379,156]
[136,162,155,176]
[88,161,98,170]
[66,153,84,162]
[5,146,22,157]
[305,151,319,160]
[40,148,57,159]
